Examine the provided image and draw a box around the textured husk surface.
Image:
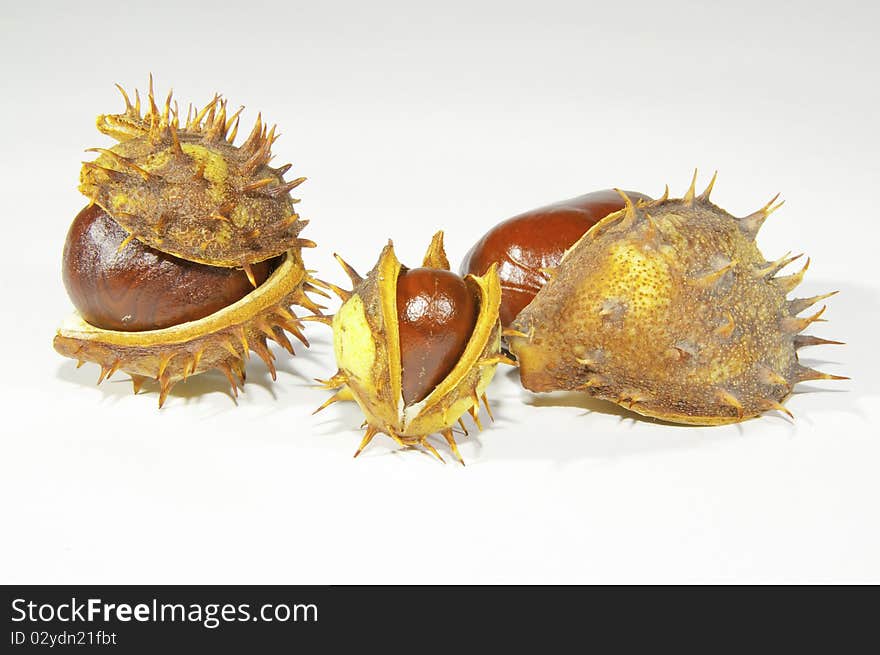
[79,84,308,267]
[510,185,838,424]
[329,236,503,444]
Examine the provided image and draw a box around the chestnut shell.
[323,232,505,463]
[508,176,844,424]
[54,79,325,408]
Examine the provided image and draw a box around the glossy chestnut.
[461,189,650,326]
[62,204,273,332]
[396,267,479,405]
[322,233,503,463]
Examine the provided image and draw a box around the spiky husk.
[54,250,325,407]
[79,78,311,267]
[509,172,844,425]
[318,233,509,463]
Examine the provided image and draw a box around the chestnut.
[319,232,507,463]
[53,78,325,407]
[460,189,651,326]
[62,204,274,332]
[396,267,479,405]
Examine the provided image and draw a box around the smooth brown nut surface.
[62,204,273,332]
[396,267,479,406]
[461,189,650,326]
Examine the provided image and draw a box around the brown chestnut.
[62,204,274,332]
[396,267,479,406]
[460,189,650,326]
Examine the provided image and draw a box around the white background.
[1,0,877,583]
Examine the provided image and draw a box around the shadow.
[524,390,665,423]
[506,366,706,428]
[52,338,323,409]
[271,328,335,384]
[55,359,145,406]
[799,278,875,394]
[55,358,243,408]
[308,380,501,465]
[790,384,849,395]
